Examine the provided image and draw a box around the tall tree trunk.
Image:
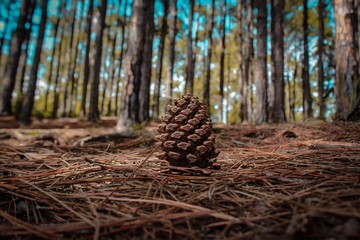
[18,3,35,97]
[19,0,48,125]
[88,0,107,122]
[62,0,77,117]
[245,0,254,123]
[139,1,155,122]
[114,0,128,116]
[185,0,195,95]
[44,15,61,113]
[318,0,325,119]
[0,0,13,69]
[69,0,85,117]
[51,20,66,119]
[100,29,112,115]
[218,0,227,123]
[238,0,247,123]
[334,0,360,120]
[80,0,94,117]
[1,0,34,115]
[106,25,119,116]
[271,0,285,123]
[116,0,155,130]
[153,0,169,119]
[302,0,313,119]
[291,59,298,122]
[165,0,177,107]
[203,0,215,112]
[255,0,268,124]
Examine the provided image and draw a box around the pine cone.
[155,94,219,168]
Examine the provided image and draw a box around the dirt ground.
[0,117,359,239]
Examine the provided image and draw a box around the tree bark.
[255,0,268,124]
[19,0,48,125]
[106,25,119,116]
[165,0,177,108]
[203,0,215,113]
[114,0,128,116]
[1,0,34,116]
[51,16,66,119]
[334,0,360,120]
[245,0,254,123]
[116,0,155,130]
[302,0,313,119]
[218,0,227,123]
[0,0,13,69]
[139,1,155,122]
[238,0,247,123]
[185,0,195,95]
[69,0,85,117]
[271,0,285,123]
[61,0,77,117]
[318,0,325,119]
[80,0,94,118]
[44,14,61,113]
[153,0,169,119]
[88,0,107,122]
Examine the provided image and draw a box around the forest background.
[0,0,359,128]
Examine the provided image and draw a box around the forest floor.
[0,116,359,239]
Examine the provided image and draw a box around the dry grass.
[0,120,360,239]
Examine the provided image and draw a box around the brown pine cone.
[155,94,219,168]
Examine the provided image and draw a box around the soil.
[0,116,359,239]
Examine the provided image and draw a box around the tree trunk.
[245,0,254,123]
[51,17,66,119]
[116,0,155,130]
[106,25,119,116]
[203,0,215,112]
[238,0,247,123]
[69,0,85,117]
[100,29,112,115]
[153,0,169,119]
[18,2,35,97]
[165,0,177,108]
[88,0,107,122]
[139,1,155,122]
[334,0,360,120]
[218,0,227,123]
[291,60,298,122]
[185,0,195,95]
[1,0,34,116]
[255,0,268,124]
[61,0,77,117]
[80,0,94,118]
[271,0,285,123]
[0,0,13,69]
[114,0,128,116]
[302,0,313,119]
[317,0,325,120]
[44,15,61,113]
[19,0,48,125]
